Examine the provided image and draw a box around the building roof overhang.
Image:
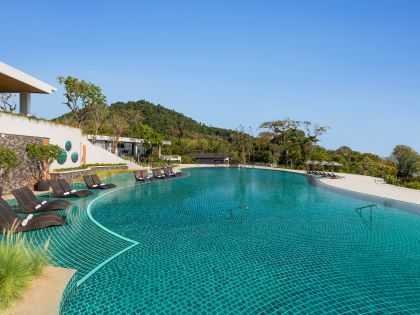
[0,61,57,94]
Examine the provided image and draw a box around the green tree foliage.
[311,146,393,177]
[0,93,17,112]
[105,113,129,154]
[0,146,21,178]
[259,118,329,167]
[110,100,234,140]
[230,126,253,164]
[55,99,234,157]
[25,144,61,181]
[88,102,109,144]
[57,76,106,128]
[391,145,420,179]
[126,122,163,145]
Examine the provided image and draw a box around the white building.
[87,134,149,158]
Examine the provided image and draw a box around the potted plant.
[0,145,21,196]
[25,143,61,191]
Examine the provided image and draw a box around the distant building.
[187,153,230,164]
[87,135,149,158]
[160,155,182,163]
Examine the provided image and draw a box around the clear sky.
[2,0,419,156]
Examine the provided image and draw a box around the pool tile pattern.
[60,169,420,314]
[11,169,420,314]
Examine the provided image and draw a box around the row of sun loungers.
[50,179,93,198]
[83,174,116,189]
[0,197,65,233]
[134,166,179,181]
[307,171,342,178]
[2,168,180,233]
[1,174,117,233]
[12,186,71,214]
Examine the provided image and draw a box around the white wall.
[0,113,141,171]
[0,113,82,169]
[81,138,129,165]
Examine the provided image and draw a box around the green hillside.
[110,100,233,139]
[55,100,234,140]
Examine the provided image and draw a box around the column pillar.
[19,92,31,115]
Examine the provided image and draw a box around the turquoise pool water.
[28,168,420,313]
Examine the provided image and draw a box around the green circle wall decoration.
[65,140,72,151]
[71,152,79,163]
[57,148,67,165]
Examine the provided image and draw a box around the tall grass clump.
[0,229,50,310]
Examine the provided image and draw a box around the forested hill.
[110,100,234,140]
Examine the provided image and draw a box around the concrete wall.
[81,138,129,165]
[0,133,44,194]
[0,114,139,186]
[0,113,83,169]
[50,165,129,184]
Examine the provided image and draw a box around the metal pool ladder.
[355,204,378,228]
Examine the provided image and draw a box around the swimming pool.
[33,168,420,313]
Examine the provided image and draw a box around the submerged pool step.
[227,205,249,224]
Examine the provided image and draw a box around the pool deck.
[177,164,420,206]
[4,266,75,315]
[318,172,420,206]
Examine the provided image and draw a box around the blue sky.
[2,0,419,156]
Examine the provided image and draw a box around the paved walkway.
[319,173,420,206]
[4,266,75,315]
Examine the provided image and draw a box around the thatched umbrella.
[328,161,343,171]
[312,161,321,170]
[305,160,314,171]
[321,161,329,170]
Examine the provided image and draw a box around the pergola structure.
[0,61,56,115]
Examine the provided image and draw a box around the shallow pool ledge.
[5,266,76,315]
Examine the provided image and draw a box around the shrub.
[0,145,21,178]
[384,174,420,190]
[53,163,126,172]
[0,230,50,310]
[25,144,61,181]
[180,156,195,164]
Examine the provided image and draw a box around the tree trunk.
[111,135,120,154]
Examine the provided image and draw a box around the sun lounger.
[134,170,151,181]
[91,174,116,189]
[0,197,65,233]
[152,168,165,179]
[50,180,90,198]
[84,174,114,189]
[12,187,71,214]
[59,179,93,196]
[167,166,180,176]
[133,170,142,181]
[163,167,176,177]
[141,170,153,181]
